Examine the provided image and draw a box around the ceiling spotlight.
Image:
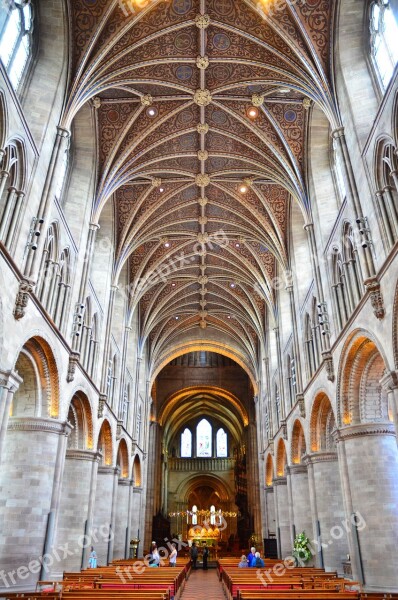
[159,187,164,192]
[247,106,259,119]
[164,242,170,248]
[171,282,176,287]
[227,315,231,319]
[175,315,179,320]
[230,282,236,288]
[147,107,157,117]
[235,242,240,248]
[239,184,248,194]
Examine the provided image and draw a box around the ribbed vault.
[66,0,336,377]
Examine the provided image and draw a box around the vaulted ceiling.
[66,0,335,383]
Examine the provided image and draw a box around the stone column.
[99,285,119,397]
[335,424,398,591]
[131,487,143,554]
[114,478,133,560]
[0,418,69,590]
[53,449,101,573]
[92,466,119,566]
[264,486,275,538]
[273,477,291,559]
[0,369,22,458]
[247,420,262,537]
[287,465,312,551]
[305,453,348,573]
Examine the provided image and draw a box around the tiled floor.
[181,568,225,599]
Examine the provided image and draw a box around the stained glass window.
[216,428,227,457]
[0,1,34,91]
[370,1,398,90]
[181,428,192,457]
[196,418,212,457]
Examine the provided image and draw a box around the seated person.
[247,546,256,566]
[238,554,248,568]
[251,551,265,568]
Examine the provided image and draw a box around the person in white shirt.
[169,542,177,566]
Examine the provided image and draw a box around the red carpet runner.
[181,569,224,599]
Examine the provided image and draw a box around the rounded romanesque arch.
[290,419,307,465]
[133,454,142,487]
[276,438,287,477]
[337,330,391,427]
[97,419,113,466]
[116,438,130,479]
[67,391,93,450]
[265,453,274,487]
[309,392,336,453]
[12,336,59,418]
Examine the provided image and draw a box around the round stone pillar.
[92,466,119,566]
[273,477,291,559]
[264,486,275,537]
[114,478,133,559]
[0,418,68,590]
[305,452,349,573]
[287,465,313,550]
[335,424,398,591]
[53,449,101,573]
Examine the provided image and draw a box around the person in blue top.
[247,547,256,566]
[251,551,265,568]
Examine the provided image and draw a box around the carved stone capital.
[364,277,385,320]
[13,278,34,320]
[98,394,107,418]
[7,417,71,435]
[92,97,101,109]
[380,370,398,392]
[321,351,335,382]
[286,464,308,475]
[66,449,102,462]
[272,476,287,487]
[280,419,287,440]
[193,89,212,107]
[302,452,338,466]
[333,422,395,442]
[67,352,80,383]
[0,369,22,392]
[302,97,311,110]
[195,13,210,29]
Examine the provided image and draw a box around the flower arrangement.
[292,532,312,564]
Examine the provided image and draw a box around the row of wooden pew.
[217,558,398,600]
[0,559,191,600]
